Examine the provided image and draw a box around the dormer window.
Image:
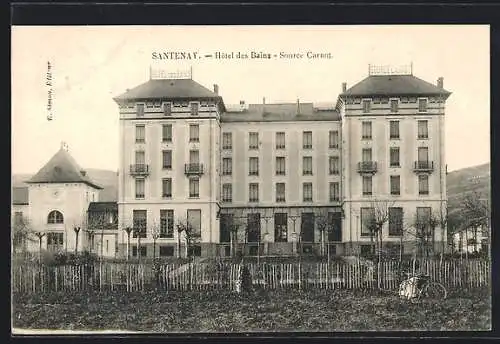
[190,102,199,116]
[108,213,114,224]
[163,102,172,116]
[362,99,371,113]
[136,103,145,117]
[418,98,428,112]
[390,99,399,113]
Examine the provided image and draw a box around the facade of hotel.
[11,66,451,259]
[112,66,451,259]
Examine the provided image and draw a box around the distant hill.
[12,168,118,202]
[447,162,490,210]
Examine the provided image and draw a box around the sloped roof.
[341,75,451,98]
[12,187,29,205]
[88,202,118,212]
[26,148,103,189]
[221,103,340,122]
[113,79,222,101]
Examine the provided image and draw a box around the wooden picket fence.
[11,259,490,294]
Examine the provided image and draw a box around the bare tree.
[315,211,330,258]
[365,200,395,261]
[176,218,200,261]
[150,221,161,260]
[12,214,36,255]
[73,226,81,254]
[122,226,133,261]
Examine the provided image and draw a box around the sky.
[11,25,490,174]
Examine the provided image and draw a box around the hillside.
[447,163,490,209]
[12,168,118,202]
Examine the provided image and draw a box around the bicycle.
[399,272,447,303]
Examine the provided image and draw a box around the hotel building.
[112,66,451,259]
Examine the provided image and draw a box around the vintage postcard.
[11,25,491,333]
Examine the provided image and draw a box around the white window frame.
[362,98,372,114]
[136,102,146,117]
[389,98,399,113]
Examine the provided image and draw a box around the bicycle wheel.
[422,281,447,301]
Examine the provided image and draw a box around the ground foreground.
[12,288,491,332]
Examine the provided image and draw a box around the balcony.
[129,164,150,177]
[357,161,378,174]
[413,161,434,173]
[184,163,204,176]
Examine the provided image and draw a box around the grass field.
[12,287,491,332]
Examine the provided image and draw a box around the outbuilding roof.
[26,147,102,190]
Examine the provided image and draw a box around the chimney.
[262,97,266,115]
[297,98,301,115]
[213,84,219,95]
[437,77,444,89]
[342,82,347,93]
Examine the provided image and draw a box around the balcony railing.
[130,164,150,176]
[413,161,434,173]
[184,163,204,175]
[357,161,378,174]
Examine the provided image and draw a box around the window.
[162,178,172,198]
[160,209,174,238]
[362,121,372,139]
[276,183,286,203]
[162,150,172,169]
[390,175,401,195]
[329,182,340,202]
[133,210,147,238]
[418,147,429,162]
[135,125,145,143]
[390,147,400,167]
[276,132,285,149]
[416,207,432,236]
[362,148,372,162]
[189,150,199,164]
[222,158,232,175]
[189,124,199,142]
[190,102,199,116]
[362,99,371,113]
[418,120,428,139]
[222,183,232,203]
[362,176,372,196]
[189,178,200,198]
[162,124,172,142]
[163,102,172,116]
[418,175,429,195]
[140,247,147,257]
[187,209,202,237]
[276,157,286,175]
[274,213,288,242]
[390,99,399,113]
[390,121,400,139]
[418,98,428,112]
[329,156,339,175]
[47,232,64,251]
[249,157,259,176]
[303,183,313,202]
[360,207,375,237]
[136,103,145,117]
[329,130,339,148]
[14,212,23,226]
[188,245,202,257]
[389,207,403,236]
[249,183,259,202]
[47,210,64,224]
[106,240,109,254]
[303,131,312,149]
[222,132,232,150]
[303,156,313,175]
[249,132,259,149]
[160,246,174,256]
[135,178,145,199]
